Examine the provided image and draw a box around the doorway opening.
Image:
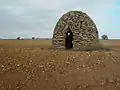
[65,28,73,49]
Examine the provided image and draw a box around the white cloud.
[0,5,25,15]
[27,0,63,10]
[0,0,119,38]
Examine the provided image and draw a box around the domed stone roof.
[52,11,99,50]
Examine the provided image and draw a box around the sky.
[0,0,120,39]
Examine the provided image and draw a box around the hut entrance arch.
[65,28,73,49]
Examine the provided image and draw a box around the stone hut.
[52,11,99,50]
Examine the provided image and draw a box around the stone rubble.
[0,45,120,90]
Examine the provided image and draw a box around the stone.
[52,10,99,50]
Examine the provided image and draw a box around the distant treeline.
[0,38,52,40]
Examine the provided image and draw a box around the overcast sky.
[0,0,120,39]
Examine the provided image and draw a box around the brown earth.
[0,40,120,90]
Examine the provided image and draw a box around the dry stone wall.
[52,11,99,50]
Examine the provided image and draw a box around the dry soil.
[0,40,120,90]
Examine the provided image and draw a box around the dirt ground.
[0,40,120,90]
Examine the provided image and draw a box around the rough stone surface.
[52,11,99,50]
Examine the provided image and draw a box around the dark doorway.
[65,28,73,49]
